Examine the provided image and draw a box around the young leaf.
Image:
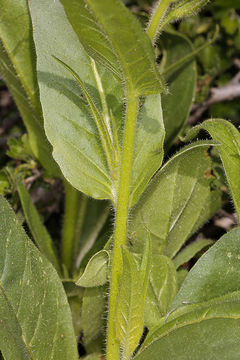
[172,227,240,307]
[0,0,59,176]
[60,0,165,96]
[160,31,197,150]
[17,181,60,274]
[76,250,110,287]
[129,141,221,258]
[30,0,114,200]
[147,0,209,41]
[186,119,240,222]
[115,246,151,359]
[0,196,78,359]
[135,291,240,360]
[145,255,177,329]
[173,238,213,269]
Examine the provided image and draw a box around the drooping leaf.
[0,0,59,175]
[160,31,196,150]
[145,255,177,329]
[173,238,213,269]
[115,247,149,359]
[135,291,240,360]
[76,250,110,287]
[0,196,78,359]
[17,181,60,274]
[80,286,107,347]
[60,0,165,96]
[129,141,222,258]
[186,119,240,221]
[172,227,240,307]
[130,94,165,206]
[30,0,116,200]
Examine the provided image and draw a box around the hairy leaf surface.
[30,0,116,200]
[187,119,240,221]
[60,0,165,96]
[130,94,165,206]
[135,292,240,360]
[76,250,110,287]
[0,0,59,175]
[129,142,221,258]
[145,255,177,328]
[172,227,240,306]
[0,197,78,359]
[115,248,149,359]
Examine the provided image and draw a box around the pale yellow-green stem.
[147,0,172,42]
[106,95,139,360]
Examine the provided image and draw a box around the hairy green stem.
[106,95,139,360]
[147,0,172,42]
[62,181,83,273]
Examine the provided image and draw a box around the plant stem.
[147,0,172,42]
[106,95,139,360]
[62,180,82,274]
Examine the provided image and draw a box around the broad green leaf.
[30,0,116,200]
[0,0,59,175]
[60,0,165,96]
[172,227,240,307]
[135,291,240,360]
[145,255,177,329]
[115,248,148,359]
[17,181,60,274]
[186,119,240,221]
[160,31,196,150]
[129,141,221,258]
[80,286,107,346]
[130,94,165,206]
[173,238,213,269]
[76,250,110,287]
[0,196,78,359]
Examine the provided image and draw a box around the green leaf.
[82,354,103,360]
[60,0,165,96]
[0,196,78,359]
[135,291,240,360]
[172,227,240,307]
[160,0,210,32]
[0,0,59,175]
[161,31,196,150]
[129,141,221,258]
[173,238,213,269]
[115,248,147,359]
[76,250,110,287]
[186,119,240,222]
[130,94,165,206]
[145,255,177,329]
[80,286,107,346]
[17,181,60,274]
[30,0,115,200]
